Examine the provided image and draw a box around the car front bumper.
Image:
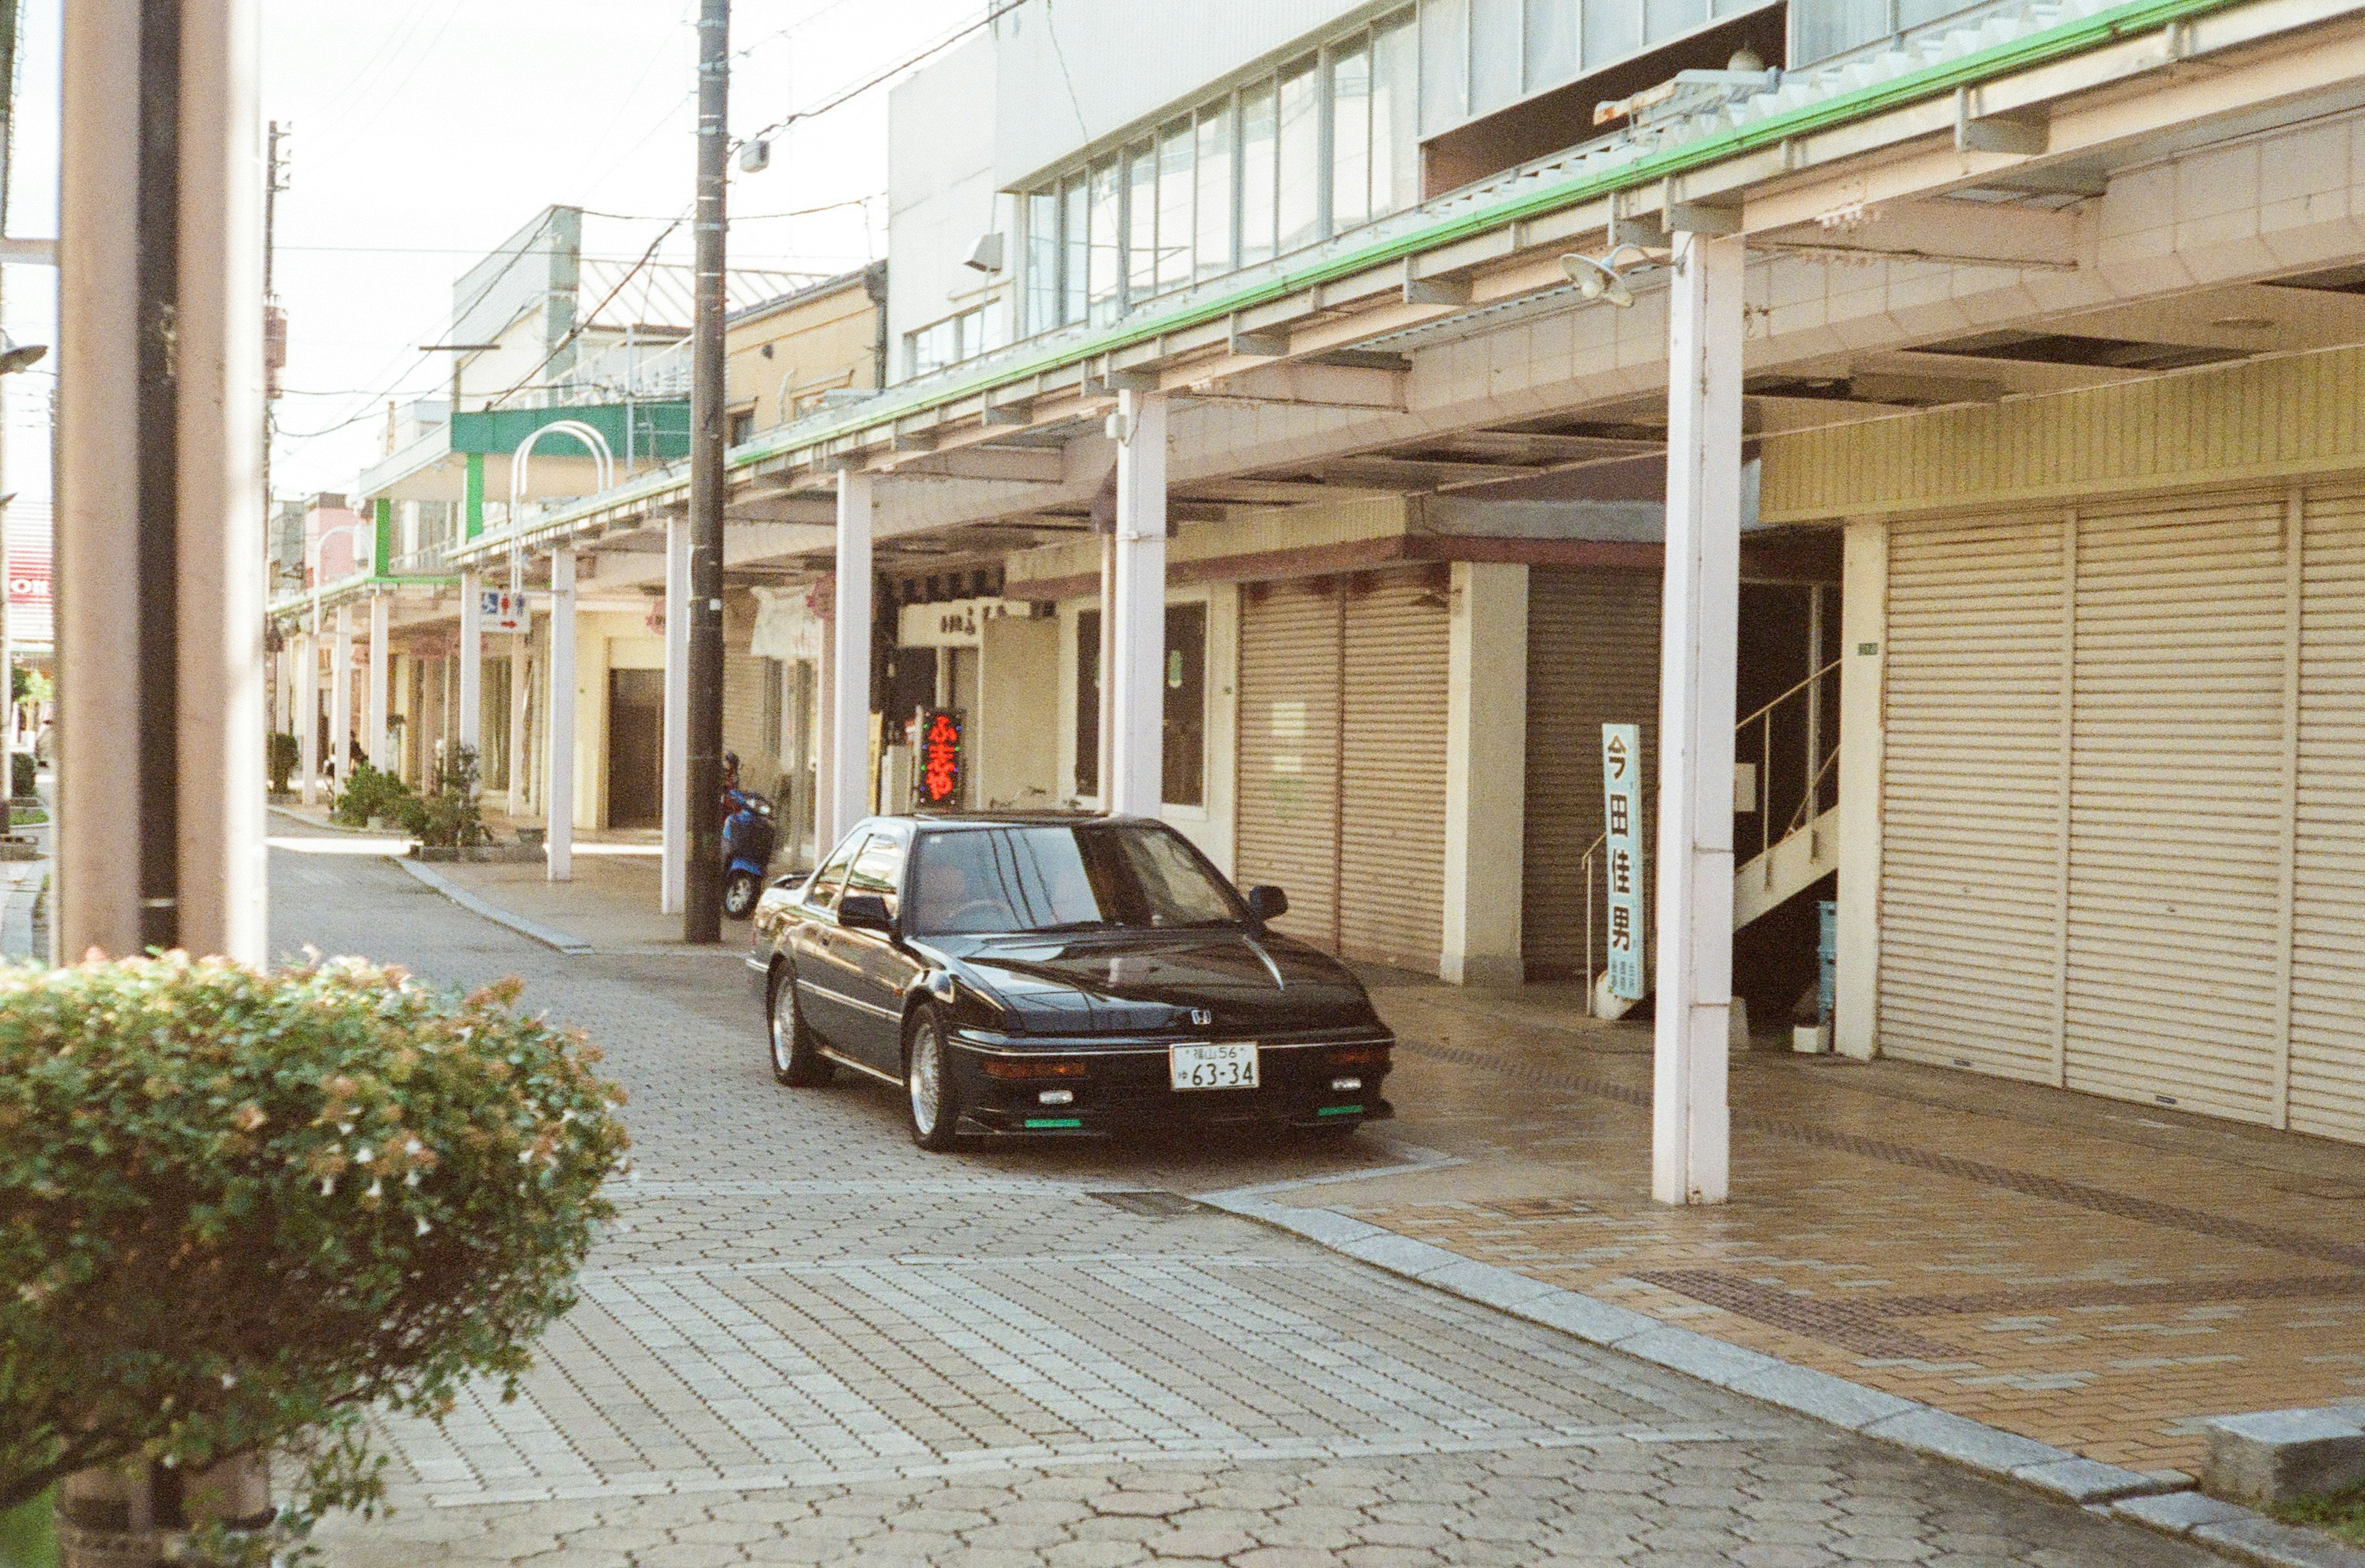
[946,1032,1396,1136]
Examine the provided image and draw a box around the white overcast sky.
[3,0,982,506]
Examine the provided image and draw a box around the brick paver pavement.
[1318,985,2365,1478]
[270,841,2219,1566]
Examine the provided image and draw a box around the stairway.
[1734,805,1840,929]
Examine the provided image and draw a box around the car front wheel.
[904,1005,963,1151]
[769,969,831,1087]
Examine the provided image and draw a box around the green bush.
[9,751,31,800]
[328,761,411,828]
[412,745,491,849]
[0,952,630,1551]
[265,733,299,796]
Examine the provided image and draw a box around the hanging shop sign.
[1601,722,1648,1001]
[479,587,531,635]
[918,708,964,807]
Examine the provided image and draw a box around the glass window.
[1088,156,1122,326]
[1582,0,1643,68]
[1163,602,1207,807]
[905,823,1242,937]
[1525,0,1580,91]
[1419,0,1470,133]
[1330,40,1372,236]
[1276,57,1320,253]
[1239,79,1278,267]
[808,829,865,908]
[1126,140,1158,304]
[1471,0,1522,111]
[1194,101,1234,281]
[1644,0,1707,45]
[1025,190,1060,334]
[1061,175,1089,326]
[1074,607,1101,798]
[842,833,904,921]
[1157,119,1194,295]
[1372,12,1420,215]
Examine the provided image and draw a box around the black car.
[746,813,1396,1150]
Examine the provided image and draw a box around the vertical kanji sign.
[920,709,963,807]
[1601,723,1647,1001]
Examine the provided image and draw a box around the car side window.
[842,834,905,921]
[807,831,865,910]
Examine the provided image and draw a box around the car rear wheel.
[769,969,831,1087]
[904,1006,963,1151]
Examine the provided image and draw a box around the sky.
[2,0,984,508]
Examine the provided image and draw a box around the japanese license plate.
[1170,1041,1259,1091]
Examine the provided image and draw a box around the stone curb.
[397,859,594,955]
[1195,1189,2362,1567]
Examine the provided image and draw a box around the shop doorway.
[607,668,664,830]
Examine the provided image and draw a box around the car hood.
[936,927,1381,1036]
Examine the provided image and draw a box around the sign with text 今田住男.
[1601,723,1647,1001]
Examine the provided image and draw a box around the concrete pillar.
[1106,387,1167,818]
[1442,560,1529,985]
[298,624,318,806]
[1652,227,1744,1208]
[1834,518,1888,1062]
[458,567,482,751]
[329,602,352,788]
[366,591,390,769]
[509,632,530,814]
[815,623,837,852]
[660,515,689,913]
[829,470,873,846]
[1097,532,1115,801]
[546,548,576,879]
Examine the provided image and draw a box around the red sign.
[919,709,962,807]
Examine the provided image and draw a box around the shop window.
[1163,602,1207,808]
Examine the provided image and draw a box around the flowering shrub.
[0,952,629,1549]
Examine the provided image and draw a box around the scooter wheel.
[723,870,761,919]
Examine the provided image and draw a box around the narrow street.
[276,846,2215,1567]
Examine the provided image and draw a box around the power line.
[741,0,1027,149]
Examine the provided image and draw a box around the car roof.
[879,811,1158,830]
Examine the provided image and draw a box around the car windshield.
[907,824,1244,936]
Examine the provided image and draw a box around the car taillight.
[1327,1046,1389,1068]
[979,1057,1089,1081]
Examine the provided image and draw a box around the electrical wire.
[483,214,685,409]
[739,0,1029,150]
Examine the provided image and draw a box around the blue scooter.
[721,785,778,919]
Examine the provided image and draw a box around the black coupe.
[746,814,1397,1150]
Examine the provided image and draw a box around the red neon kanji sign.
[920,709,963,806]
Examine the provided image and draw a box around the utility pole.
[262,123,286,586]
[59,0,266,964]
[683,0,729,942]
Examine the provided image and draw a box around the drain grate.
[1086,1189,1207,1218]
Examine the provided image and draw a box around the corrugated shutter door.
[1879,515,2066,1083]
[2063,493,2286,1123]
[1235,580,1342,950]
[1521,568,1660,980]
[2293,483,2365,1141]
[1338,577,1450,972]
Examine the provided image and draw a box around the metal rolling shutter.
[1235,579,1343,951]
[1521,568,1661,980]
[2293,483,2365,1142]
[2063,492,2286,1124]
[1878,515,2066,1083]
[1338,576,1450,973]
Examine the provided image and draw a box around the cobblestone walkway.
[1325,987,2365,1477]
[277,848,2215,1566]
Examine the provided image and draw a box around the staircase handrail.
[1737,653,1843,870]
[1736,654,1843,735]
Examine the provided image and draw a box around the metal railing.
[1736,654,1843,869]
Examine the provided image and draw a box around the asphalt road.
[277,846,2215,1567]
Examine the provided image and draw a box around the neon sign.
[919,709,963,807]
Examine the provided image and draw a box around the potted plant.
[328,762,411,831]
[0,951,629,1565]
[264,733,298,801]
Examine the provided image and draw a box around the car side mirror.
[1245,885,1288,923]
[838,892,894,933]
